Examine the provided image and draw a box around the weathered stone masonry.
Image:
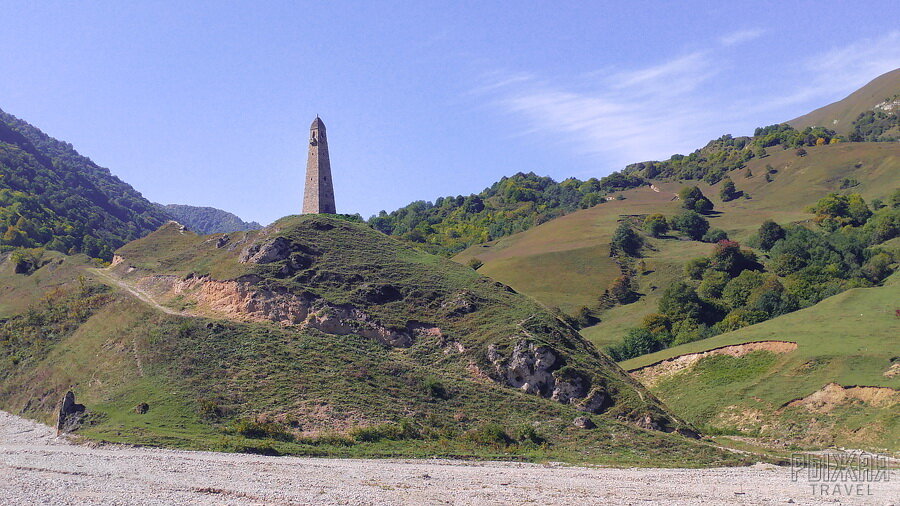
[302,116,337,214]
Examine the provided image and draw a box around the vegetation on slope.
[0,108,170,260]
[788,67,900,135]
[369,171,645,256]
[620,270,900,451]
[0,216,744,466]
[159,204,262,234]
[606,192,899,360]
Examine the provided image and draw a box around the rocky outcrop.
[783,383,899,413]
[56,391,85,434]
[133,274,434,348]
[240,236,293,264]
[487,340,610,414]
[573,416,595,429]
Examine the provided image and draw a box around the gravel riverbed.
[0,411,895,505]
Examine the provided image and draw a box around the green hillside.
[456,143,898,306]
[0,108,170,259]
[789,68,900,135]
[160,203,262,234]
[0,216,743,466]
[620,271,900,451]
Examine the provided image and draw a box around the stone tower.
[302,116,336,214]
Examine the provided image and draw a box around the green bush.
[672,211,710,240]
[348,422,419,442]
[422,376,449,400]
[643,213,669,237]
[464,423,514,446]
[232,419,294,442]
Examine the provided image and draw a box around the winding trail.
[88,268,182,316]
[1,411,896,505]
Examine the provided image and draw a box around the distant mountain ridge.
[160,204,262,234]
[788,67,900,135]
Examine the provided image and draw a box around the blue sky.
[1,2,899,224]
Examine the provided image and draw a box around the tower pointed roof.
[310,116,325,130]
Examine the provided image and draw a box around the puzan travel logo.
[791,452,892,497]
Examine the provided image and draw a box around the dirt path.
[88,268,182,316]
[1,411,895,505]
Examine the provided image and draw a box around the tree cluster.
[606,191,900,361]
[368,171,645,256]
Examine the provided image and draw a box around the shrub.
[198,400,225,420]
[349,422,418,442]
[611,223,642,256]
[757,220,785,251]
[671,319,713,346]
[702,228,728,243]
[465,423,513,446]
[467,258,484,270]
[684,257,710,280]
[698,270,730,300]
[514,424,545,445]
[671,211,710,240]
[719,179,740,202]
[422,376,449,400]
[608,274,638,304]
[808,193,871,229]
[232,419,294,442]
[659,281,703,322]
[606,328,668,361]
[862,252,893,283]
[641,313,672,334]
[679,186,714,213]
[716,309,769,332]
[721,270,765,309]
[575,306,597,328]
[643,213,669,237]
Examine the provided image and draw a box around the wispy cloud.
[476,49,722,166]
[475,30,900,171]
[719,28,765,47]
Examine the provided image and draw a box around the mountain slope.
[454,142,899,329]
[160,204,262,234]
[621,270,900,451]
[0,216,740,466]
[788,68,900,135]
[0,108,169,259]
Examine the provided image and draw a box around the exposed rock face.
[487,340,611,414]
[630,341,798,388]
[56,391,85,434]
[240,236,293,264]
[134,274,434,348]
[573,416,596,429]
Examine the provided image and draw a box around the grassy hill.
[620,270,900,451]
[453,142,899,340]
[0,215,744,466]
[788,68,900,135]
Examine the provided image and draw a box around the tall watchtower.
[302,116,336,214]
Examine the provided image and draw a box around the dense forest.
[0,108,169,260]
